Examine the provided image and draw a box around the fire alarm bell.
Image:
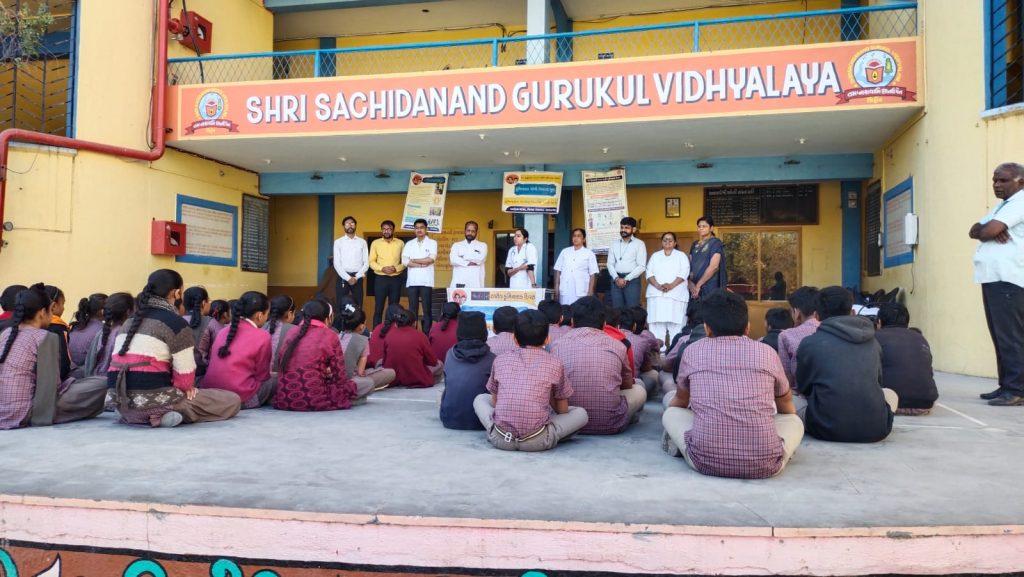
[171,11,213,54]
[152,220,187,256]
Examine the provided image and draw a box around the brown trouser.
[172,389,241,424]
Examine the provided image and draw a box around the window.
[988,0,1024,108]
[720,229,800,301]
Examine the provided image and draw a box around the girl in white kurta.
[645,231,691,344]
[505,228,538,289]
[553,228,599,306]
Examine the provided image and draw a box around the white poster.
[501,171,563,214]
[582,168,628,253]
[446,287,545,331]
[176,195,237,266]
[401,172,449,233]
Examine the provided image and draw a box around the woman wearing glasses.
[645,232,691,345]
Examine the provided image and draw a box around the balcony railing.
[167,2,917,86]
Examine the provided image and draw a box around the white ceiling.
[274,0,788,41]
[168,106,919,173]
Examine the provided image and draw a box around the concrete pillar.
[526,0,552,65]
[554,188,573,256]
[523,163,548,287]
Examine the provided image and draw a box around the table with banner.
[446,287,547,331]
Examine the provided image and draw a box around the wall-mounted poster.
[883,177,914,268]
[401,172,448,233]
[501,171,563,214]
[176,195,237,267]
[582,168,628,253]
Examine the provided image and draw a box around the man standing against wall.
[403,218,438,333]
[334,216,369,314]
[971,162,1024,406]
[369,219,405,327]
[450,221,488,288]
[607,217,647,308]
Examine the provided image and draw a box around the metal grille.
[864,181,882,277]
[990,0,1023,108]
[167,3,917,85]
[0,0,76,136]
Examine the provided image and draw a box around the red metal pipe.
[0,0,170,253]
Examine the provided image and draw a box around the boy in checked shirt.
[473,310,588,451]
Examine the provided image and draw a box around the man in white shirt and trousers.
[402,218,439,333]
[607,217,647,308]
[971,162,1024,406]
[450,221,488,289]
[333,215,369,327]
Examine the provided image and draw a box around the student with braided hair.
[428,302,460,363]
[367,304,404,367]
[203,292,274,409]
[0,284,107,429]
[263,295,296,374]
[382,308,443,388]
[273,299,374,411]
[207,300,231,334]
[84,292,134,378]
[182,286,218,381]
[108,269,240,427]
[0,284,27,332]
[43,285,73,381]
[338,303,395,392]
[68,293,107,368]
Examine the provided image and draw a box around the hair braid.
[0,303,25,364]
[0,284,50,364]
[279,317,311,372]
[118,289,154,356]
[218,299,245,358]
[267,295,294,336]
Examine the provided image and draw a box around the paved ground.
[1,372,1021,528]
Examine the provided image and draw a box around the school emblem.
[186,89,240,135]
[837,46,916,104]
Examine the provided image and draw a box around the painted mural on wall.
[0,544,550,577]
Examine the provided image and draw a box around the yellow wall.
[862,0,1017,377]
[0,0,275,309]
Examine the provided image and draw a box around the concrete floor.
[1,372,1021,528]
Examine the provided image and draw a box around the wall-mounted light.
[310,172,324,181]
[696,162,714,169]
[783,159,801,166]
[451,170,466,176]
[375,170,391,179]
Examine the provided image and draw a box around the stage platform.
[1,372,1022,576]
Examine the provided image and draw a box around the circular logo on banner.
[411,173,423,185]
[505,174,519,185]
[196,89,227,120]
[849,48,900,88]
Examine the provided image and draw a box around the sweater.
[439,339,495,430]
[428,319,459,364]
[203,320,272,403]
[875,326,938,409]
[795,315,893,443]
[382,325,439,388]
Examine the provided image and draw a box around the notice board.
[176,195,237,267]
[703,184,819,226]
[241,194,270,273]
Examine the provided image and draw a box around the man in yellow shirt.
[369,219,406,327]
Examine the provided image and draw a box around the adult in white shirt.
[971,162,1024,406]
[333,215,369,323]
[505,228,538,289]
[402,218,438,333]
[607,216,647,308]
[553,228,599,306]
[645,231,691,344]
[450,221,488,288]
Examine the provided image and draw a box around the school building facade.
[0,0,1020,378]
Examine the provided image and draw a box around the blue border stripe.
[882,176,914,268]
[841,180,862,290]
[175,195,239,267]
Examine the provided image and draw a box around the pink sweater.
[203,320,271,403]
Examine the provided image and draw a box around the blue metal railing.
[167,2,917,85]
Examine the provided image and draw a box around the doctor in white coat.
[449,221,488,288]
[553,228,599,306]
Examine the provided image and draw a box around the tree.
[0,2,54,65]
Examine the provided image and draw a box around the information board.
[703,184,818,226]
[241,194,270,273]
[883,177,914,268]
[176,195,237,267]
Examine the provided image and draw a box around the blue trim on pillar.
[523,164,548,287]
[551,0,573,62]
[67,3,79,138]
[260,154,875,195]
[317,37,337,77]
[840,0,862,41]
[554,188,573,256]
[317,195,336,279]
[841,180,862,292]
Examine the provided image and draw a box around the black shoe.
[988,392,1024,406]
[980,388,1004,400]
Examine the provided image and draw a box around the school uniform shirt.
[203,319,272,404]
[777,319,819,388]
[333,235,369,281]
[974,191,1024,288]
[550,327,633,435]
[0,326,52,429]
[382,325,439,388]
[676,336,790,479]
[68,319,103,367]
[487,347,573,438]
[366,323,386,367]
[505,243,538,289]
[429,320,459,363]
[450,239,488,288]
[624,330,656,376]
[402,236,438,288]
[487,332,518,357]
[369,238,406,276]
[274,319,358,412]
[607,237,647,281]
[554,246,599,305]
[547,324,570,345]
